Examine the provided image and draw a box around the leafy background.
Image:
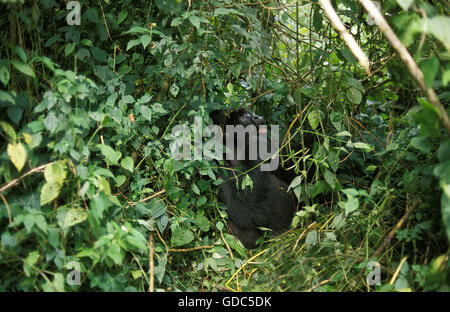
[0,0,449,291]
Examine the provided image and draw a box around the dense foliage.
[0,0,449,291]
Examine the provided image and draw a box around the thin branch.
[358,0,450,134]
[0,162,55,194]
[148,233,154,292]
[319,0,371,75]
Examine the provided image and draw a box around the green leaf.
[40,182,61,206]
[1,121,17,141]
[7,142,27,172]
[344,197,359,216]
[305,230,318,248]
[121,156,134,172]
[126,235,148,251]
[169,83,179,97]
[397,0,414,11]
[96,144,122,165]
[427,16,450,51]
[307,110,320,130]
[346,87,362,104]
[13,46,27,62]
[122,26,151,35]
[324,169,336,189]
[115,175,126,187]
[336,131,352,137]
[442,184,450,241]
[420,57,439,88]
[24,251,40,277]
[59,208,88,230]
[171,17,184,27]
[353,142,374,152]
[188,15,200,29]
[410,136,432,153]
[90,46,106,62]
[0,62,10,86]
[107,241,124,265]
[300,85,316,97]
[171,226,194,247]
[139,105,152,122]
[44,162,67,186]
[118,10,128,24]
[65,42,76,56]
[11,60,35,78]
[141,34,152,49]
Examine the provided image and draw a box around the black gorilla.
[210,108,297,248]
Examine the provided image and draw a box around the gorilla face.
[210,108,268,167]
[211,108,265,130]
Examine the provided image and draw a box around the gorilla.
[210,108,297,248]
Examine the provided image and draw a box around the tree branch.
[319,0,371,75]
[358,0,450,134]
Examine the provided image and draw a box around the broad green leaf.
[442,184,450,241]
[305,230,318,248]
[0,121,17,141]
[0,63,10,86]
[13,46,27,62]
[115,175,126,187]
[96,176,111,194]
[346,87,362,104]
[11,60,35,78]
[118,10,128,24]
[121,156,134,172]
[397,0,414,11]
[307,110,320,130]
[107,242,124,265]
[420,57,439,88]
[169,83,179,97]
[65,42,76,56]
[427,16,450,51]
[7,142,27,172]
[41,182,61,206]
[122,26,151,35]
[324,169,336,189]
[96,144,122,165]
[23,251,40,277]
[353,142,374,152]
[139,105,152,122]
[344,197,359,216]
[336,131,352,137]
[44,162,67,186]
[171,226,194,247]
[188,15,200,29]
[141,34,152,49]
[171,17,184,27]
[57,208,88,230]
[410,136,432,153]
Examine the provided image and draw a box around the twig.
[0,193,12,224]
[220,230,234,260]
[319,0,371,75]
[225,248,268,292]
[148,233,154,292]
[0,162,54,194]
[98,0,116,47]
[358,0,450,134]
[168,245,214,253]
[389,256,408,285]
[128,189,166,207]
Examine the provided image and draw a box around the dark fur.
[211,108,296,248]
